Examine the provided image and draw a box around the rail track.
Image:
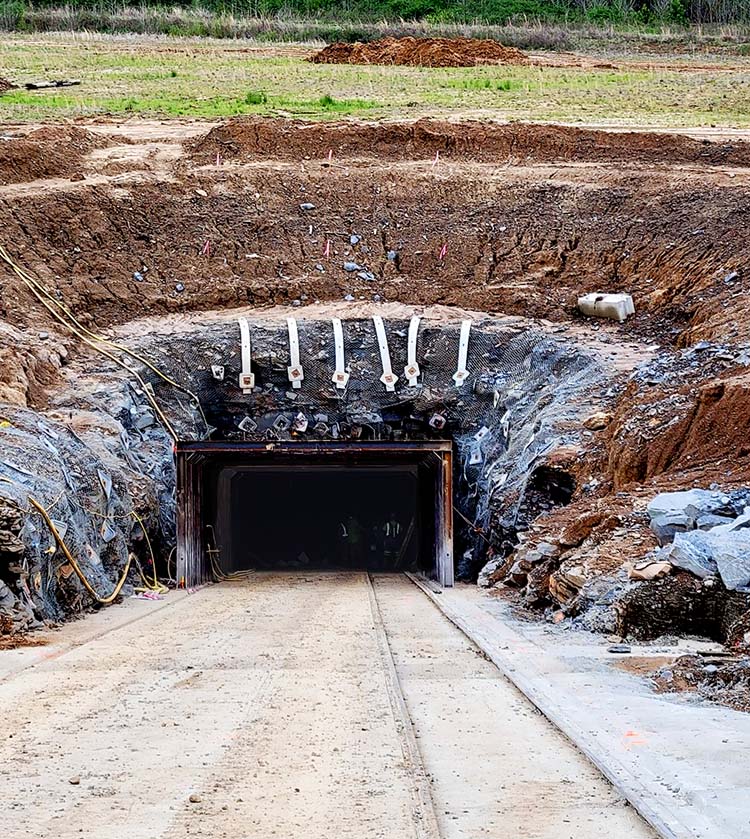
[366,572,442,839]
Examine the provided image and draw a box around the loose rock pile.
[643,489,750,591]
[654,653,750,712]
[479,485,750,645]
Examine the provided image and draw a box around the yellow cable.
[130,509,168,592]
[0,246,207,427]
[28,495,133,605]
[2,476,166,601]
[0,247,211,439]
[4,269,178,438]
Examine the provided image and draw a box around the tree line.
[7,0,750,27]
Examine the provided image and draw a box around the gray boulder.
[664,527,750,591]
[650,512,691,546]
[712,531,750,591]
[666,532,718,578]
[647,489,734,524]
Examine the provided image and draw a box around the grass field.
[2,32,750,126]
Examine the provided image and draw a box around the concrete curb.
[407,574,714,839]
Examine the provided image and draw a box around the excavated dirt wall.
[0,165,747,349]
[190,118,750,167]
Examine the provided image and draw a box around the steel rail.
[365,572,442,839]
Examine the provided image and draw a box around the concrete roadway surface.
[0,573,657,839]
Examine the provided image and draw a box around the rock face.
[0,498,24,555]
[616,572,750,641]
[0,400,175,632]
[1,311,612,629]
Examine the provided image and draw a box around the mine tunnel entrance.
[176,442,453,587]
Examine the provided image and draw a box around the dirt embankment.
[0,165,746,349]
[308,36,530,68]
[190,117,750,168]
[0,126,110,186]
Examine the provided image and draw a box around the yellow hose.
[1,477,166,602]
[0,246,207,419]
[130,509,168,593]
[28,495,133,605]
[0,246,209,438]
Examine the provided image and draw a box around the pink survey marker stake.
[439,243,448,261]
[324,239,331,258]
[432,150,440,168]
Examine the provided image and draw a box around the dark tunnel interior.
[177,443,452,584]
[218,466,422,571]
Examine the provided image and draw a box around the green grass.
[2,32,750,125]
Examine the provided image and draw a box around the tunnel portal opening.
[177,442,453,587]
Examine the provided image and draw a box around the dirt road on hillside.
[0,573,655,838]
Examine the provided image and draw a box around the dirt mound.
[0,78,16,94]
[190,117,750,168]
[0,126,109,186]
[308,36,529,68]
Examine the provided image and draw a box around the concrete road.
[0,573,656,838]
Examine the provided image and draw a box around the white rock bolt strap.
[286,317,304,389]
[372,315,398,392]
[452,319,472,388]
[331,317,349,389]
[404,315,421,386]
[238,317,255,394]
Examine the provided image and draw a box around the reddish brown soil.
[603,370,750,490]
[190,117,750,167]
[0,120,746,377]
[0,126,110,186]
[1,161,746,345]
[308,36,529,68]
[0,633,47,649]
[0,615,47,648]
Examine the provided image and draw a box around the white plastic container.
[577,292,635,323]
